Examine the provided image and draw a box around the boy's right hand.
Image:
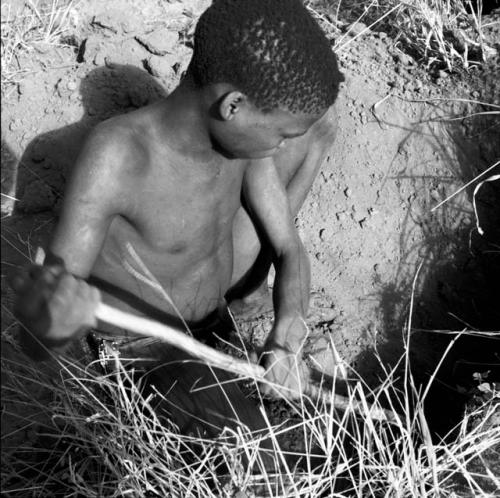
[9,261,100,358]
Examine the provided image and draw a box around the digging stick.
[33,247,396,422]
[95,302,396,423]
[96,302,264,378]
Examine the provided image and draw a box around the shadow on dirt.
[351,93,499,437]
[1,65,170,302]
[8,64,168,215]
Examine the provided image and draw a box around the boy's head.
[188,0,344,158]
[190,0,343,114]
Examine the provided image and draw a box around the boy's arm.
[242,158,310,397]
[12,127,128,358]
[49,127,127,276]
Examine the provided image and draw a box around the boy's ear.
[218,91,247,121]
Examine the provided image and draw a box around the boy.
[12,0,343,437]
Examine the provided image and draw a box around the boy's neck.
[158,74,219,160]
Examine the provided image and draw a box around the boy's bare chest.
[118,157,245,256]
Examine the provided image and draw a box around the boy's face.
[211,98,325,159]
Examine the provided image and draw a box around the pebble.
[9,119,21,131]
[94,50,106,66]
[348,22,370,36]
[67,80,77,91]
[344,187,351,198]
[430,189,441,202]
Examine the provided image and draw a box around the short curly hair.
[189,0,344,114]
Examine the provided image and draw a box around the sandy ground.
[1,0,499,457]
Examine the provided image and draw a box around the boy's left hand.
[255,320,309,399]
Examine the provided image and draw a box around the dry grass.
[307,0,497,71]
[1,315,499,497]
[2,239,498,496]
[0,0,79,95]
[1,0,495,98]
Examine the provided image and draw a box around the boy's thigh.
[139,346,267,437]
[88,333,264,437]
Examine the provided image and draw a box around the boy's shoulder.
[87,112,146,156]
[79,112,151,179]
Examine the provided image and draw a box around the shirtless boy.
[12,0,343,437]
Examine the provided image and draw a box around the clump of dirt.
[1,0,499,456]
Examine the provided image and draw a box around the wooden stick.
[95,302,396,422]
[95,302,264,379]
[35,247,397,422]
